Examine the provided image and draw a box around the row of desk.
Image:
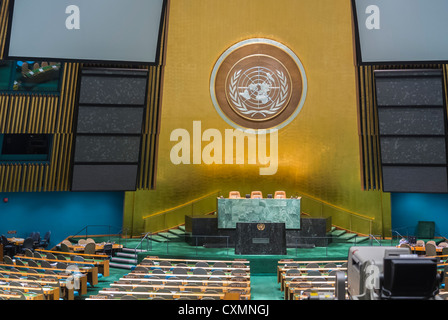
[0,246,116,300]
[277,259,348,300]
[88,256,251,300]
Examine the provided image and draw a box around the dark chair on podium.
[38,231,51,249]
[102,243,113,258]
[1,235,17,257]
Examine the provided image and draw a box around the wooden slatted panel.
[0,0,9,60]
[0,64,79,192]
[137,2,169,190]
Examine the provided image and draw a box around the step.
[116,252,137,259]
[178,225,185,232]
[348,236,369,244]
[158,232,180,239]
[168,229,186,236]
[111,257,138,264]
[148,235,169,242]
[331,230,346,237]
[338,233,357,240]
[110,262,136,269]
[122,247,148,253]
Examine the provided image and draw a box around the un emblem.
[211,38,307,131]
[257,223,266,231]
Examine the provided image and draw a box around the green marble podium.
[217,197,301,229]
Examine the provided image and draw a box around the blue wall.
[391,193,448,238]
[0,192,124,249]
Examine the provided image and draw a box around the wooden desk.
[36,248,109,259]
[139,264,250,274]
[0,269,86,297]
[111,282,251,295]
[0,277,66,300]
[0,284,60,300]
[95,290,250,300]
[284,280,346,300]
[17,255,109,277]
[143,256,249,266]
[276,260,347,283]
[406,245,443,254]
[279,267,347,291]
[0,291,44,300]
[121,275,250,287]
[61,243,123,253]
[7,238,24,246]
[129,270,250,280]
[0,262,97,288]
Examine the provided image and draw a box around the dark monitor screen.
[381,257,438,299]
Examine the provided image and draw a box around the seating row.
[88,257,251,300]
[0,266,77,300]
[0,251,106,298]
[277,259,348,300]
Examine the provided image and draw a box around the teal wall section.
[391,193,448,238]
[0,192,124,249]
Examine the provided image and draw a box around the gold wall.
[124,0,391,237]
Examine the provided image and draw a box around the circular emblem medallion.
[257,223,266,231]
[211,39,307,132]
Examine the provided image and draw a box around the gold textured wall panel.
[124,0,391,237]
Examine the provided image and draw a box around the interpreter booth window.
[0,60,62,93]
[0,134,52,162]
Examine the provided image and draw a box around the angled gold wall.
[124,0,392,237]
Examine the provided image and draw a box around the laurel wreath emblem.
[228,69,289,118]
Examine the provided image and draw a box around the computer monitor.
[380,257,440,300]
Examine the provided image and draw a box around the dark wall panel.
[76,106,144,134]
[375,69,448,193]
[74,136,141,163]
[71,165,138,191]
[380,137,446,165]
[378,108,446,135]
[78,71,148,105]
[375,71,444,106]
[71,67,148,191]
[382,166,448,193]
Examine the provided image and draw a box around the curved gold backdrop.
[123,0,391,237]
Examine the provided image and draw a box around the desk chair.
[274,191,286,199]
[1,235,16,257]
[38,231,51,249]
[30,232,40,248]
[425,242,437,257]
[102,243,113,257]
[21,238,35,253]
[84,242,96,255]
[60,243,72,253]
[250,191,263,199]
[229,191,241,199]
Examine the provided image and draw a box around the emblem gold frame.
[210,38,307,132]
